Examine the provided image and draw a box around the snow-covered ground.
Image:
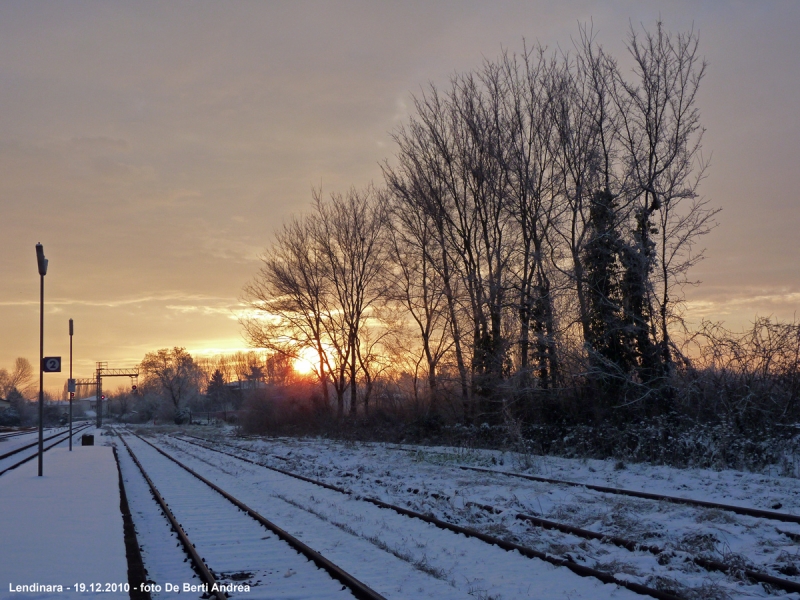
[153,426,800,599]
[0,436,128,599]
[121,429,645,600]
[5,423,800,599]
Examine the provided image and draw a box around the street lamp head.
[69,318,74,335]
[35,243,48,276]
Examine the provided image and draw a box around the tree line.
[239,22,742,427]
[111,348,278,424]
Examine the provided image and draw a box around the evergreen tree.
[620,206,660,384]
[206,369,228,411]
[583,190,635,382]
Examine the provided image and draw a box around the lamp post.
[36,243,48,477]
[69,318,74,451]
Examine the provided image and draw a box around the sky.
[1,1,798,391]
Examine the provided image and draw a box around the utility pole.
[36,243,48,477]
[96,367,103,428]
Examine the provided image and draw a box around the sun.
[293,346,321,375]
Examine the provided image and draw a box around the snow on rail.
[138,430,657,600]
[120,433,379,600]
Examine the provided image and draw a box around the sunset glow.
[293,346,321,375]
[0,4,798,393]
[1,7,799,596]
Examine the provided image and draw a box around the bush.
[173,407,190,425]
[241,382,329,435]
[0,408,21,427]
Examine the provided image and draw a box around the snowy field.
[117,425,800,599]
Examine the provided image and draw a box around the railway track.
[456,464,800,525]
[0,426,38,439]
[372,443,800,525]
[265,436,800,528]
[187,433,800,527]
[117,432,386,600]
[0,424,92,476]
[0,425,89,461]
[372,446,800,523]
[173,432,800,598]
[151,432,695,600]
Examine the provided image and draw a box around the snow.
[118,434,360,600]
[168,429,800,599]
[114,439,197,597]
[0,427,67,459]
[0,434,128,599]
[132,432,649,599]
[5,422,800,599]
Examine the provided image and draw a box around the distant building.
[0,399,11,412]
[73,397,94,413]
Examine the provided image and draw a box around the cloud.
[1,2,799,383]
[0,292,239,309]
[68,136,129,151]
[685,289,800,321]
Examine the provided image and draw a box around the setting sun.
[293,346,322,375]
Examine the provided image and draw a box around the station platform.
[0,434,129,598]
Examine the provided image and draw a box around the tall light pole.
[36,243,48,477]
[69,318,74,451]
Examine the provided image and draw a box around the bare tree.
[498,44,562,390]
[240,20,716,426]
[0,357,35,399]
[547,28,630,360]
[384,89,473,416]
[385,193,452,401]
[313,186,388,416]
[140,347,202,422]
[242,215,334,409]
[451,66,517,412]
[243,186,389,419]
[614,21,716,377]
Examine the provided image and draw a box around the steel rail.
[207,439,800,596]
[194,434,800,531]
[455,464,800,525]
[112,446,151,600]
[0,424,92,476]
[166,433,683,600]
[126,432,387,600]
[0,425,89,460]
[0,426,39,439]
[513,512,800,594]
[117,435,227,600]
[175,433,800,597]
[444,503,800,595]
[240,436,800,595]
[380,443,800,527]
